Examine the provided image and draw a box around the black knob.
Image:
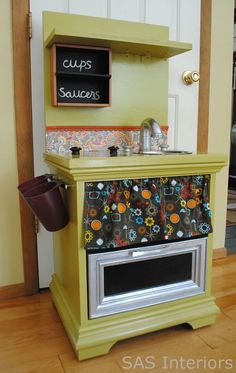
[108,146,119,157]
[70,146,82,157]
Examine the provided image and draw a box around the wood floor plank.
[0,289,51,310]
[211,255,236,302]
[59,352,123,373]
[0,356,65,373]
[0,255,235,372]
[214,253,236,265]
[215,293,236,309]
[222,304,236,321]
[194,312,236,349]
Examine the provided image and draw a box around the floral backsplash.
[46,127,168,154]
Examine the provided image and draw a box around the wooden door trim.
[12,0,39,294]
[197,0,212,152]
[12,1,210,294]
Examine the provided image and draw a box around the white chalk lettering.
[80,90,87,98]
[62,59,92,72]
[94,91,100,100]
[58,87,100,101]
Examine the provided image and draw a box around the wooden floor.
[1,255,236,372]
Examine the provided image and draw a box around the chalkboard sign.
[50,44,111,107]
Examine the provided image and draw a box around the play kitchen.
[19,11,227,360]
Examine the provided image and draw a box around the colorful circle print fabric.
[84,175,212,250]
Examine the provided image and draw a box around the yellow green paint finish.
[43,11,191,57]
[43,11,191,127]
[45,152,227,360]
[44,152,227,180]
[44,52,168,126]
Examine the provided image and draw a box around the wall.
[0,0,24,286]
[208,0,234,250]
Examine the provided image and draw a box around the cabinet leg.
[77,341,116,360]
[187,314,218,330]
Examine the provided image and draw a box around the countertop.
[44,151,228,181]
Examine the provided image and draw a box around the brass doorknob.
[182,70,200,85]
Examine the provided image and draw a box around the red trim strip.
[46,125,169,131]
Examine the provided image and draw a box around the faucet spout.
[140,118,162,151]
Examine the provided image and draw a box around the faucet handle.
[159,143,169,151]
[108,146,119,156]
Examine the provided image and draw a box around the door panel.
[146,0,179,40]
[30,0,201,287]
[30,0,70,288]
[168,95,179,149]
[69,0,107,17]
[146,0,201,150]
[110,0,141,21]
[171,0,200,151]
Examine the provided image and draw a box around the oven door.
[87,237,207,319]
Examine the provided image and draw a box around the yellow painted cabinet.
[45,152,227,360]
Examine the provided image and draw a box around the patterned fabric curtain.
[84,175,212,250]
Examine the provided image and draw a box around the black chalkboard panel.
[56,46,110,75]
[56,75,109,104]
[51,44,111,107]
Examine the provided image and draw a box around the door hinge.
[35,216,39,234]
[28,12,32,39]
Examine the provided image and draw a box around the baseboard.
[0,283,26,300]
[212,247,227,260]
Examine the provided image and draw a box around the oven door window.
[104,253,192,296]
[88,237,207,319]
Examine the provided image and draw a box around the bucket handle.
[46,174,72,190]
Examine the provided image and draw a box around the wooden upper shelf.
[43,11,192,59]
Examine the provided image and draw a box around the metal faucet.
[140,118,163,151]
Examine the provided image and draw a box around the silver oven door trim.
[88,237,207,319]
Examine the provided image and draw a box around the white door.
[30,0,201,287]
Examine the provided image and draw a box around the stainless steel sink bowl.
[136,150,192,155]
[161,150,192,155]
